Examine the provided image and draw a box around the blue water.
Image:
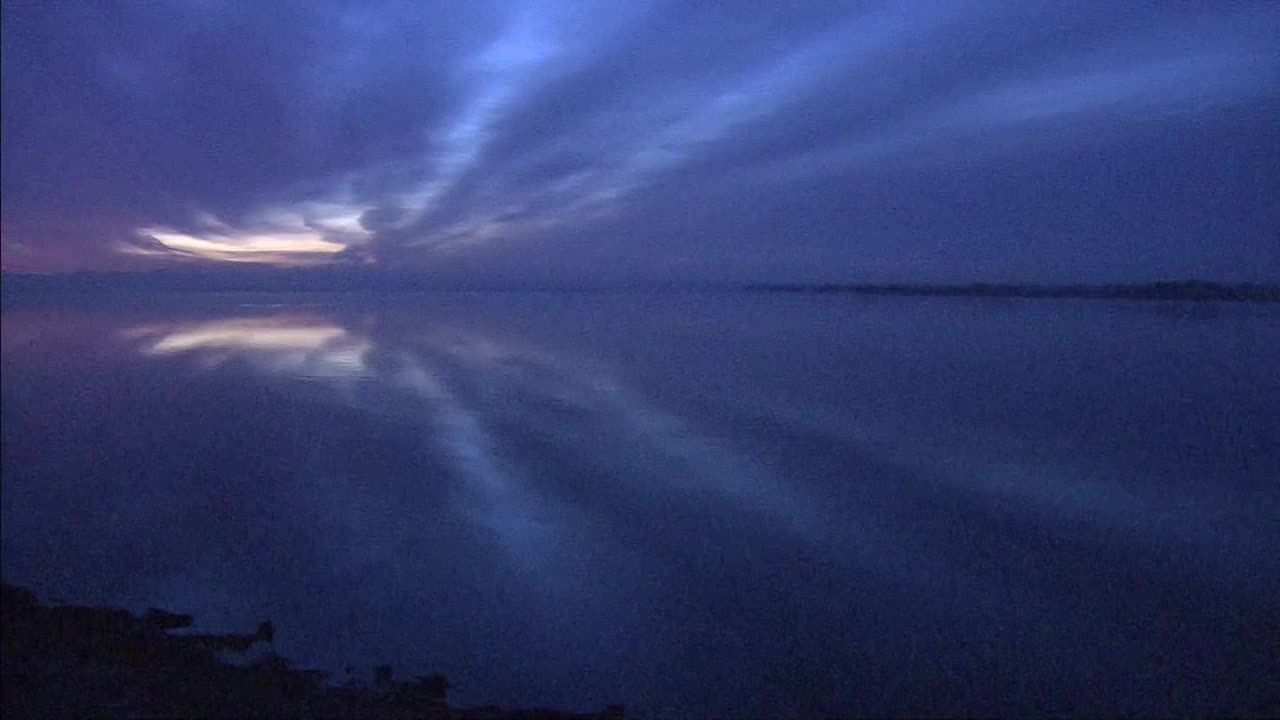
[3,293,1278,716]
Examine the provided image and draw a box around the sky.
[2,0,1278,283]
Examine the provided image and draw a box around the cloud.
[2,1,1278,280]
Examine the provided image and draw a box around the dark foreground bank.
[1,583,624,719]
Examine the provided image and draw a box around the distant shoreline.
[2,275,1277,302]
[742,280,1280,303]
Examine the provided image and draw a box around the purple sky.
[2,1,1278,282]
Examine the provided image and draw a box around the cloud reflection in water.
[129,316,372,380]
[120,310,825,579]
[4,297,1274,716]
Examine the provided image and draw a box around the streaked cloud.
[3,1,1277,280]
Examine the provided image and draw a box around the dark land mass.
[2,583,624,720]
[744,280,1280,302]
[2,272,1277,301]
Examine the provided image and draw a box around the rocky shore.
[2,583,623,719]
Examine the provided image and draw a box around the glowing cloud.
[142,229,344,257]
[127,202,375,265]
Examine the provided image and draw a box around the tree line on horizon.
[1,271,1277,300]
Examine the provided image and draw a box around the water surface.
[3,293,1278,716]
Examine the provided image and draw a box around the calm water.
[3,293,1278,716]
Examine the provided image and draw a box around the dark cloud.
[3,0,1278,280]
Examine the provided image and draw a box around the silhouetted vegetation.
[2,583,623,719]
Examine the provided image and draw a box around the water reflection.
[128,316,372,379]
[108,303,1280,594]
[119,311,828,566]
[4,297,1277,716]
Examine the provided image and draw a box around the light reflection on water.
[3,295,1278,717]
[128,316,372,378]
[120,311,831,567]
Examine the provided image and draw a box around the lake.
[2,292,1278,717]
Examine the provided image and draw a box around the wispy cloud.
[3,1,1277,280]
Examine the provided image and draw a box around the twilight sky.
[2,1,1278,282]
